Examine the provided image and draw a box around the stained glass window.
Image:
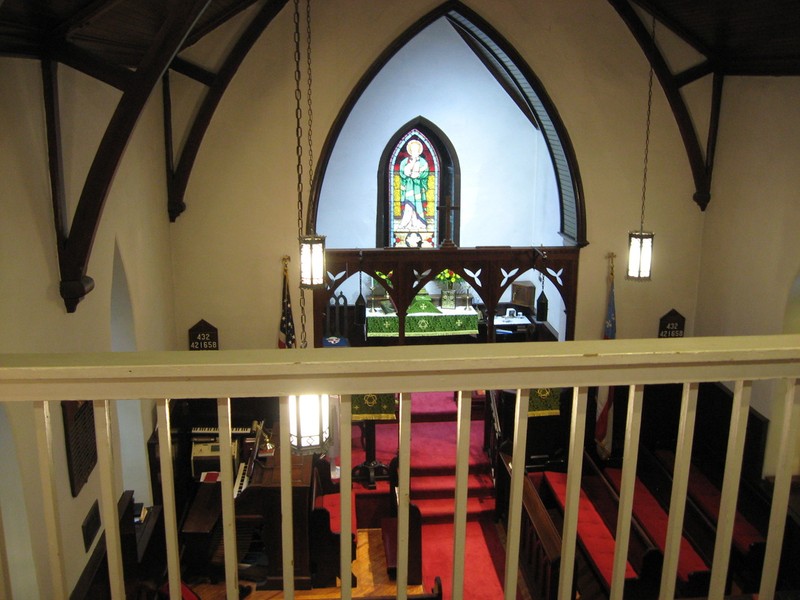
[388,129,440,247]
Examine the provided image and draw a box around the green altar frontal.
[366,307,479,338]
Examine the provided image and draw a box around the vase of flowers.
[436,269,462,308]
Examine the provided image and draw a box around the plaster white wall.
[694,76,800,472]
[0,55,175,596]
[171,0,705,347]
[317,17,560,249]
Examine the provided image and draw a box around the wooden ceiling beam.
[52,41,131,90]
[184,0,262,47]
[57,0,213,312]
[170,55,216,86]
[53,0,128,40]
[608,0,716,210]
[166,0,287,221]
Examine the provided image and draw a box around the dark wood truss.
[608,0,723,211]
[26,0,287,311]
[3,0,799,310]
[314,246,579,347]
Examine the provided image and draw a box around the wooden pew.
[603,467,711,596]
[647,448,765,592]
[502,455,562,600]
[541,469,661,599]
[383,456,423,585]
[309,456,357,588]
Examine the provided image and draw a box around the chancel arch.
[311,2,585,345]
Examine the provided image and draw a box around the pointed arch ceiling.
[2,0,799,309]
[309,0,587,248]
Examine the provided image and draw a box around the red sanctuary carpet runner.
[347,391,507,599]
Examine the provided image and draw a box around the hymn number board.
[189,319,219,351]
[658,309,685,338]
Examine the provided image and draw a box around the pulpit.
[351,393,397,489]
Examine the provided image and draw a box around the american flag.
[596,270,616,449]
[279,265,296,349]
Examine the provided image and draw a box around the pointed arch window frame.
[377,118,461,248]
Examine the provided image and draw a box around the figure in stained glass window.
[389,130,439,247]
[398,139,429,230]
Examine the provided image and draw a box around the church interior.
[2,1,800,598]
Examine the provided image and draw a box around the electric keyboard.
[234,462,250,498]
[191,426,252,436]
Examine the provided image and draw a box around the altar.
[366,304,480,338]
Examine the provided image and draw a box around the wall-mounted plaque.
[658,309,685,338]
[189,319,219,350]
[62,401,97,497]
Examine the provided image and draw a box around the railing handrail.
[2,334,799,600]
[2,334,800,401]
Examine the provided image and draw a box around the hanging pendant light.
[536,270,549,322]
[299,234,325,288]
[627,231,653,279]
[287,0,329,454]
[294,0,325,289]
[628,17,656,281]
[289,393,330,453]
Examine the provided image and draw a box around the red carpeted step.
[410,473,495,500]
[414,495,496,523]
[410,391,457,422]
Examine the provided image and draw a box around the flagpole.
[596,253,617,457]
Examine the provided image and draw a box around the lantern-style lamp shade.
[628,231,654,280]
[300,234,326,288]
[289,394,330,453]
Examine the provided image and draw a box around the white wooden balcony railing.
[1,334,799,600]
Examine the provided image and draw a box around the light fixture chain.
[639,16,656,234]
[293,0,308,348]
[306,0,314,187]
[293,0,304,243]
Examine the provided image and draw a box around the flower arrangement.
[435,269,463,287]
[374,270,393,289]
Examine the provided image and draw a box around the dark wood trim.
[58,0,212,311]
[705,72,724,179]
[51,42,131,91]
[184,0,263,47]
[451,23,540,130]
[608,0,715,210]
[168,0,287,222]
[162,72,177,217]
[674,60,714,88]
[54,0,129,41]
[169,56,216,86]
[314,245,578,347]
[41,59,68,252]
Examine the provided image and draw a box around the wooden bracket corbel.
[608,0,722,211]
[165,0,288,222]
[46,0,213,312]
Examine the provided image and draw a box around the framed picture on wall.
[61,401,98,497]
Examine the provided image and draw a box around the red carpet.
[347,392,508,598]
[422,519,508,599]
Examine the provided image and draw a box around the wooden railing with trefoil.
[1,334,799,599]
